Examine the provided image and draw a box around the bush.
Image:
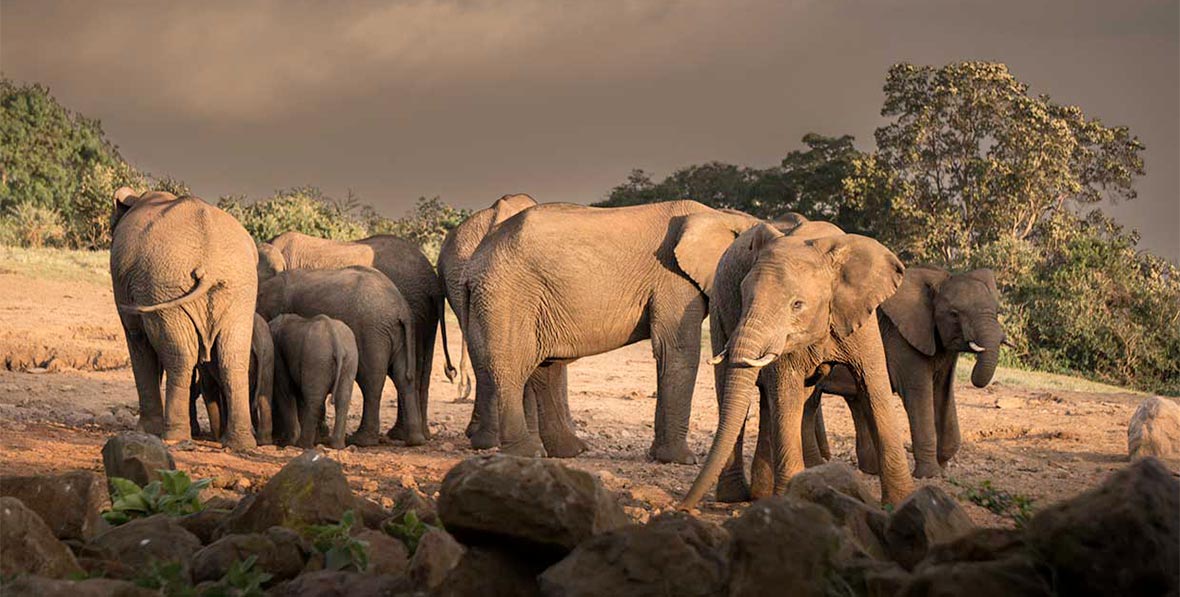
[102,469,212,525]
[4,203,66,248]
[217,187,369,243]
[305,510,370,572]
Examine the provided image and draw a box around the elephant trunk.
[681,364,759,510]
[968,318,1003,388]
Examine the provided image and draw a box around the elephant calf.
[188,313,275,444]
[269,314,358,449]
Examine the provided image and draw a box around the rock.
[0,497,84,578]
[388,486,439,526]
[268,569,411,597]
[354,496,392,530]
[840,558,912,597]
[539,512,729,597]
[1024,457,1179,596]
[1128,396,1180,467]
[786,461,877,504]
[0,576,156,596]
[435,546,544,597]
[916,528,1026,568]
[76,556,137,581]
[437,455,627,561]
[900,555,1052,597]
[408,527,465,590]
[724,497,845,597]
[0,470,109,541]
[784,462,889,559]
[218,449,354,535]
[885,486,974,570]
[191,526,307,585]
[177,496,238,545]
[354,528,410,576]
[88,514,202,581]
[101,432,175,488]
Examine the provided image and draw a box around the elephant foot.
[328,438,346,450]
[385,423,427,446]
[469,427,499,450]
[348,429,382,447]
[803,450,829,468]
[464,418,481,438]
[542,433,588,459]
[913,461,944,479]
[649,441,698,465]
[162,427,193,443]
[256,432,273,446]
[857,455,881,476]
[221,431,257,451]
[500,436,546,458]
[138,417,165,436]
[716,476,752,503]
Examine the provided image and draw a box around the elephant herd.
[108,186,1004,507]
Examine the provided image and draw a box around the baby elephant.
[269,314,358,449]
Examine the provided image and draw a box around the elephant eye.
[791,299,805,311]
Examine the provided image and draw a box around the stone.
[0,576,156,596]
[408,527,465,590]
[435,546,544,597]
[218,449,354,535]
[191,526,307,585]
[354,528,410,576]
[267,570,411,596]
[101,432,175,489]
[388,486,439,526]
[0,470,109,541]
[177,496,238,545]
[1128,396,1180,467]
[900,555,1052,597]
[354,496,392,530]
[1024,457,1179,596]
[437,455,627,561]
[885,486,974,570]
[0,497,84,578]
[724,497,846,597]
[539,512,729,597]
[88,514,202,581]
[786,461,877,504]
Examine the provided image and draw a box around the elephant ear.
[880,266,950,356]
[491,194,537,227]
[256,243,287,281]
[673,211,761,295]
[809,234,905,337]
[111,186,140,227]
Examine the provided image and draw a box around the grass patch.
[956,354,1146,396]
[0,245,110,286]
[949,477,1036,528]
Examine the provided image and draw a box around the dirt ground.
[0,250,1153,528]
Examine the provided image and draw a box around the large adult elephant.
[110,187,259,449]
[681,222,914,508]
[257,232,454,443]
[256,266,419,446]
[803,266,1004,477]
[463,200,762,461]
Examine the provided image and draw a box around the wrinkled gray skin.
[464,200,761,460]
[268,314,358,449]
[257,233,454,444]
[256,266,418,446]
[804,267,1004,477]
[110,187,259,449]
[188,313,275,444]
[681,221,914,509]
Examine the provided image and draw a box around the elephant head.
[256,243,287,283]
[881,267,1003,388]
[685,224,905,507]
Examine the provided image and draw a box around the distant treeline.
[1,63,1177,394]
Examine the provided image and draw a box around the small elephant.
[268,314,358,449]
[682,221,914,509]
[804,266,1004,477]
[188,313,275,443]
[110,187,259,449]
[257,233,455,444]
[256,266,419,446]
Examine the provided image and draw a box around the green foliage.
[951,478,1035,528]
[217,187,369,243]
[382,509,438,555]
[4,203,65,248]
[102,470,211,525]
[133,560,195,596]
[305,510,369,572]
[366,196,471,263]
[200,556,272,597]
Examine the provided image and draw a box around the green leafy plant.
[383,509,438,555]
[132,560,196,597]
[306,510,369,572]
[951,477,1035,527]
[199,556,273,597]
[102,469,211,525]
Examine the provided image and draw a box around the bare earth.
[0,251,1149,527]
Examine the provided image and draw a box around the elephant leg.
[934,360,961,466]
[389,357,425,447]
[847,393,880,475]
[189,369,203,439]
[647,295,705,465]
[488,368,543,457]
[902,377,941,478]
[770,377,808,494]
[124,326,164,435]
[297,389,325,449]
[853,344,914,505]
[159,346,198,443]
[213,322,257,450]
[750,383,775,499]
[533,364,587,458]
[196,366,224,440]
[386,319,436,442]
[802,387,828,467]
[468,365,501,450]
[716,416,751,503]
[349,351,389,447]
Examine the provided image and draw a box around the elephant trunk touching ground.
[682,358,760,509]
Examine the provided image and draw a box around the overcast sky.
[3,0,1177,260]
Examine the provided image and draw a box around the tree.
[366,196,472,263]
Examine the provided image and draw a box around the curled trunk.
[969,318,1003,388]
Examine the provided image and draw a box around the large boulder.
[539,512,729,597]
[723,497,846,597]
[177,496,238,545]
[408,527,465,590]
[191,526,307,585]
[437,455,628,560]
[0,470,109,541]
[1024,457,1179,596]
[785,463,889,559]
[100,432,175,488]
[0,497,84,578]
[901,556,1052,597]
[885,486,974,570]
[218,449,355,535]
[0,576,155,596]
[88,514,202,582]
[435,546,545,597]
[267,570,411,597]
[785,461,877,504]
[354,528,410,576]
[1128,396,1180,468]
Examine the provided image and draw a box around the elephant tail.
[118,268,213,314]
[437,294,458,382]
[398,316,416,387]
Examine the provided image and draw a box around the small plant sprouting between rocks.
[383,509,438,555]
[306,510,370,572]
[102,469,212,525]
[131,556,271,597]
[132,560,194,596]
[950,477,1036,527]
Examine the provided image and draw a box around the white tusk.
[969,341,986,353]
[706,349,727,365]
[739,353,778,367]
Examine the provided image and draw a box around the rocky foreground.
[1,431,1177,597]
